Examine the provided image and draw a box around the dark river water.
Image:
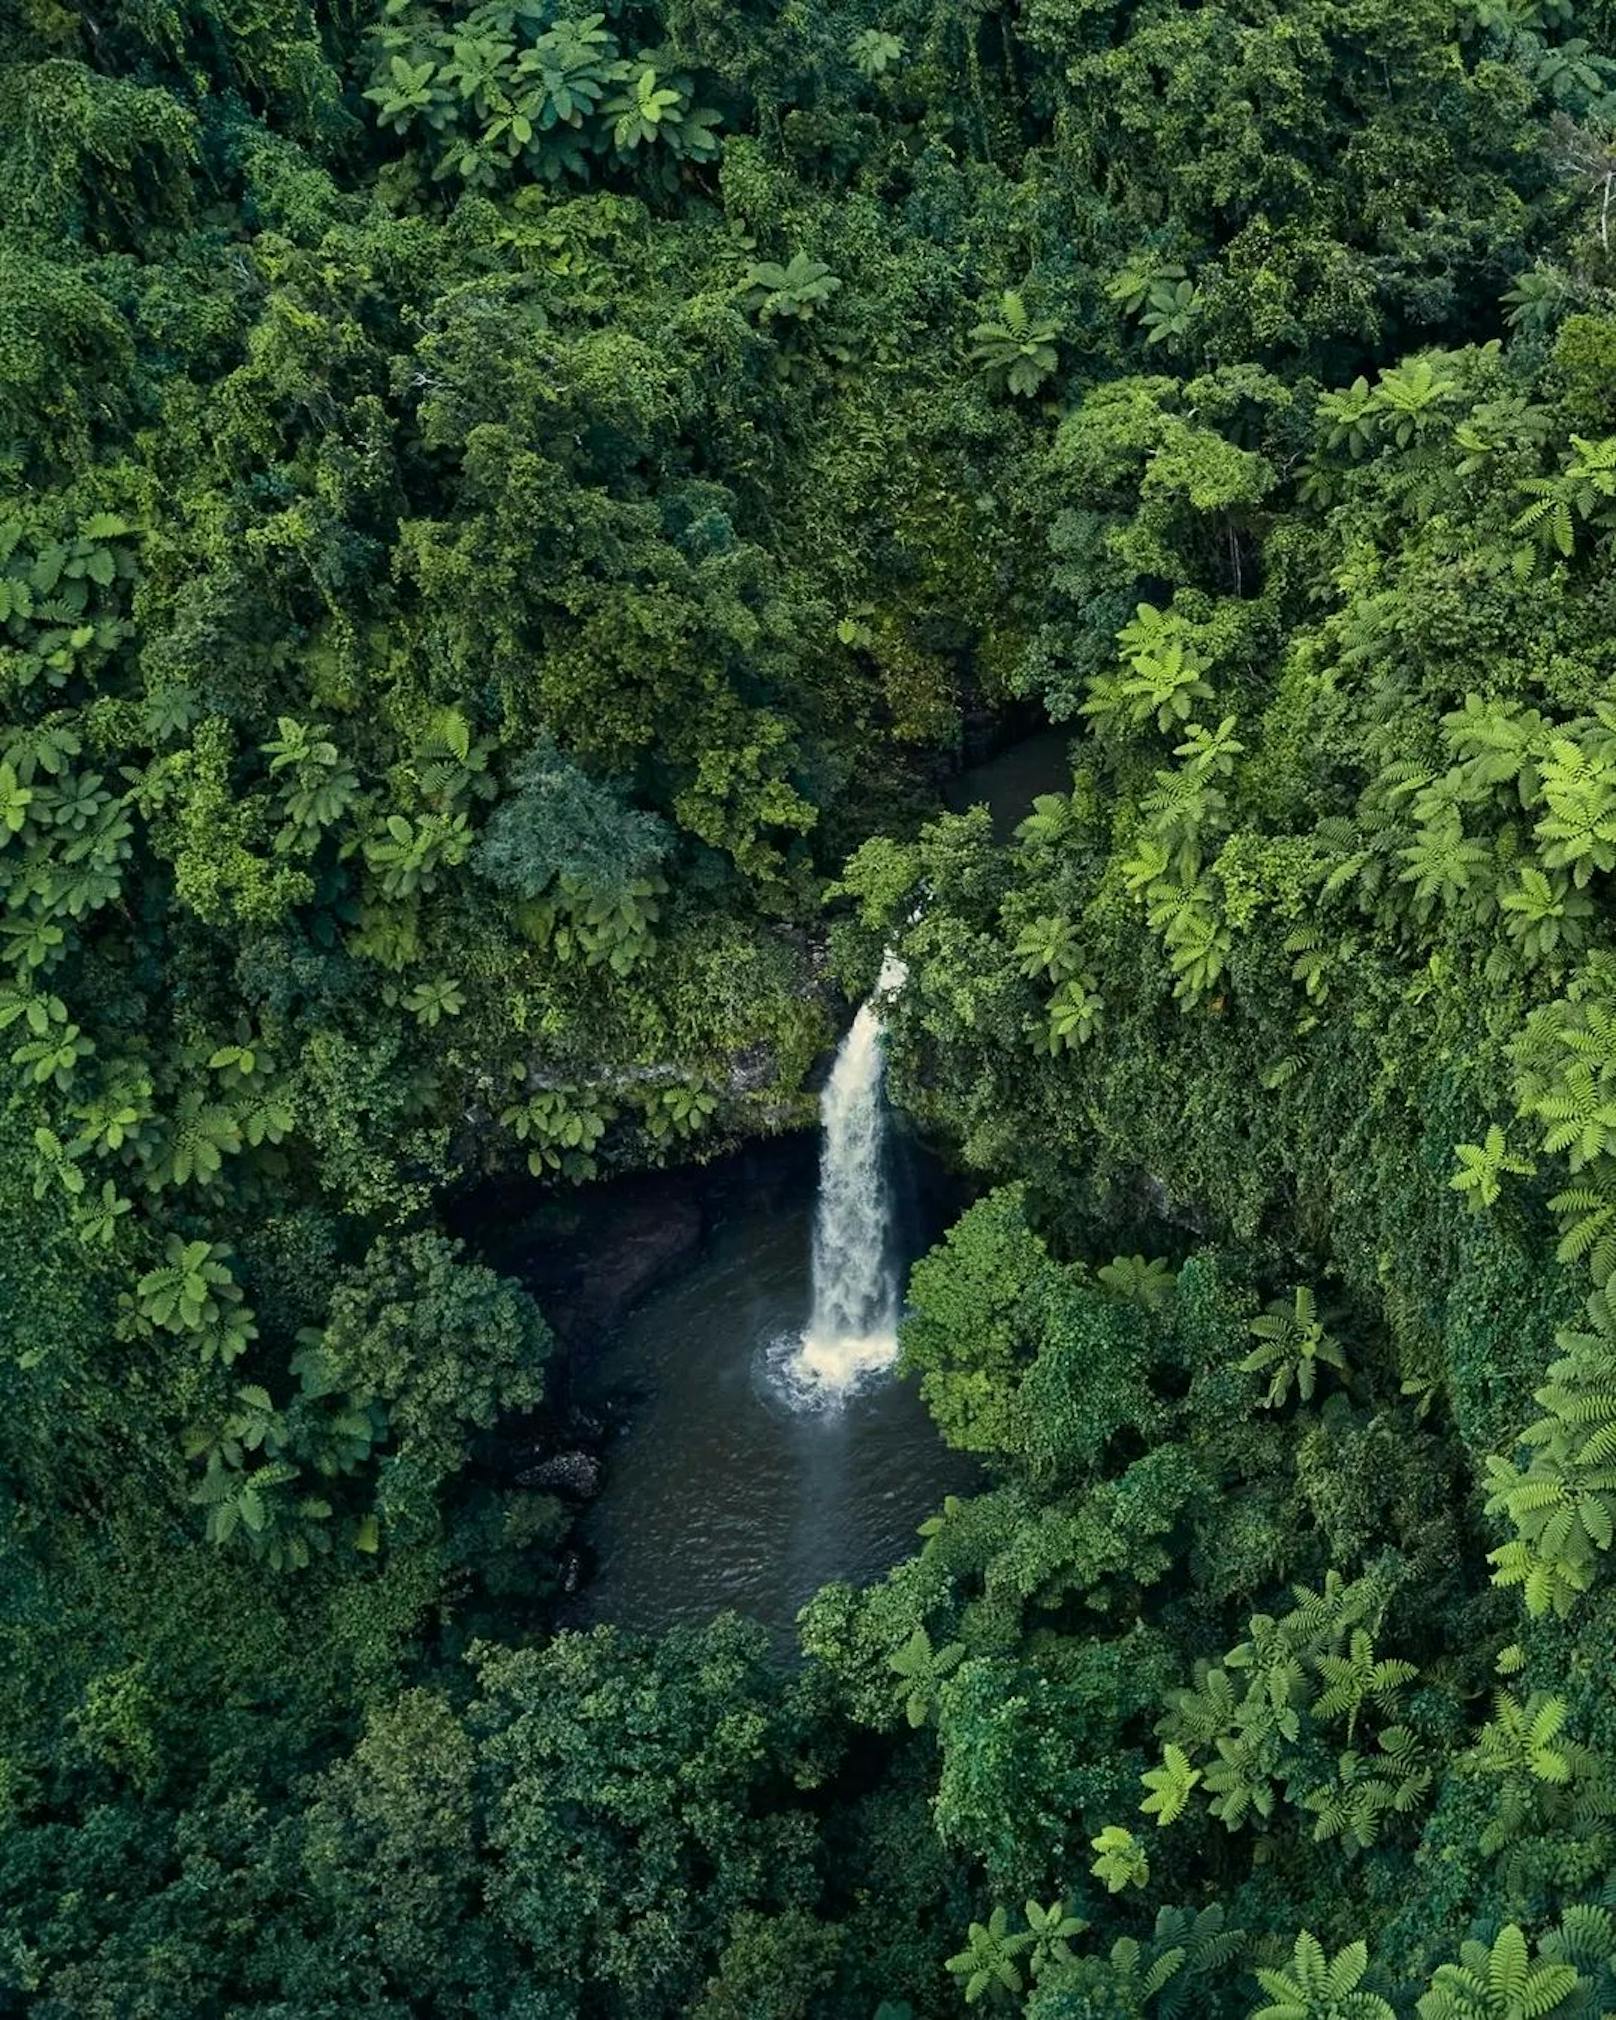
[560,728,1075,1651]
[944,725,1073,838]
[563,1155,982,1651]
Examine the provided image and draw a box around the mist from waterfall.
[778,951,907,1404]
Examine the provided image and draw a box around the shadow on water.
[562,1142,979,1656]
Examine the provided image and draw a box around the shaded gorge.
[942,723,1073,838]
[488,728,1075,1651]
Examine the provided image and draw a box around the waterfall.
[784,950,908,1401]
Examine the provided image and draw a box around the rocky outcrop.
[491,1171,705,1354]
[723,1042,777,1095]
[514,1449,602,1499]
[1141,1172,1210,1236]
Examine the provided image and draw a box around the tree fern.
[1239,1287,1348,1408]
[944,1905,1034,2002]
[1531,1063,1616,1171]
[1140,1743,1202,1825]
[887,1625,964,1728]
[1253,1933,1395,2020]
[1416,1924,1581,2020]
[1044,973,1104,1051]
[1097,1253,1176,1312]
[1452,1125,1537,1211]
[1089,1825,1150,1893]
[1149,1905,1245,2020]
[1013,913,1082,983]
[1312,1629,1419,1738]
[1513,435,1616,559]
[968,291,1061,397]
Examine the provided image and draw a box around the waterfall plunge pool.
[560,1135,980,1652]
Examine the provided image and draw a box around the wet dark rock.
[567,1406,607,1446]
[462,1134,818,1373]
[515,1449,602,1499]
[513,1174,705,1350]
[725,1043,777,1095]
[1141,1172,1209,1235]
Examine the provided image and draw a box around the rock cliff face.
[472,1133,821,1597]
[445,954,839,1185]
[529,1176,707,1350]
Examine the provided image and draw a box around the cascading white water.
[780,950,908,1402]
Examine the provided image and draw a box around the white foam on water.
[766,1325,899,1413]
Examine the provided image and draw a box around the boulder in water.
[515,1450,603,1499]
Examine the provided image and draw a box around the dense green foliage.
[9,0,1616,2014]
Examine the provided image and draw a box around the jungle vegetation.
[7,0,1616,2014]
